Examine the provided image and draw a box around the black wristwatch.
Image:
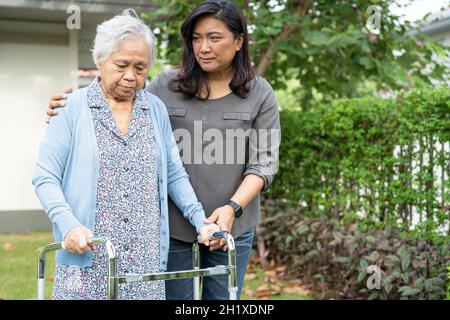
[226,200,243,219]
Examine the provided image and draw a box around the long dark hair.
[170,0,255,99]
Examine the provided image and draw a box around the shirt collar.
[87,76,149,110]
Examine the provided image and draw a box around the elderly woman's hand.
[62,225,95,254]
[198,223,221,246]
[204,205,236,251]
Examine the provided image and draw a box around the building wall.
[0,20,77,232]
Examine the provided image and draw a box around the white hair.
[92,9,157,67]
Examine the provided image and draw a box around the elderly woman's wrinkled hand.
[198,223,221,246]
[62,225,95,254]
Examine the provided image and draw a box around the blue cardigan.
[32,86,207,270]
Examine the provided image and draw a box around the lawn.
[0,231,55,300]
[0,231,312,300]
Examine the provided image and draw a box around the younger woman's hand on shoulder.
[46,87,73,123]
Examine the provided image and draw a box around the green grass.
[0,231,55,300]
[0,231,313,300]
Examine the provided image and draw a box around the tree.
[142,0,449,109]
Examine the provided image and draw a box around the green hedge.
[267,87,450,240]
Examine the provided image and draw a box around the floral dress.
[52,78,165,300]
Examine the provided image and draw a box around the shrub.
[447,266,450,300]
[267,86,450,241]
[259,199,449,300]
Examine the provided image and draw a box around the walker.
[37,231,237,300]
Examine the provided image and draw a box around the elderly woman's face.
[98,37,150,101]
[192,16,243,76]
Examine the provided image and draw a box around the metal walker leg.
[37,237,118,300]
[195,231,238,300]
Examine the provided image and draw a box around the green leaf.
[357,272,367,282]
[359,57,375,70]
[368,291,379,300]
[401,273,409,284]
[360,259,369,270]
[385,254,401,267]
[384,283,393,295]
[414,277,425,289]
[296,225,309,235]
[425,285,443,292]
[396,245,407,258]
[383,275,395,286]
[401,255,411,271]
[386,255,400,263]
[401,288,421,296]
[367,251,380,263]
[398,286,411,292]
[426,277,444,286]
[336,257,351,263]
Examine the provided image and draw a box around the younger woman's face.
[192,16,243,76]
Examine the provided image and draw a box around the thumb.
[205,212,219,223]
[78,236,87,249]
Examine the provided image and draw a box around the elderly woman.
[32,9,219,300]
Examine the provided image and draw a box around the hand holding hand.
[204,205,235,251]
[198,223,221,246]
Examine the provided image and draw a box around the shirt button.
[123,245,129,251]
[161,246,166,250]
[162,231,166,235]
[123,193,128,198]
[161,197,164,201]
[162,261,166,265]
[125,166,130,172]
[123,218,129,223]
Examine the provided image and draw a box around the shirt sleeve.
[243,79,281,192]
[146,73,161,95]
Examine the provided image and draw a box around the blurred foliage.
[266,86,450,242]
[142,0,450,109]
[259,86,450,299]
[447,266,450,299]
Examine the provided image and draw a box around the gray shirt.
[147,68,280,242]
